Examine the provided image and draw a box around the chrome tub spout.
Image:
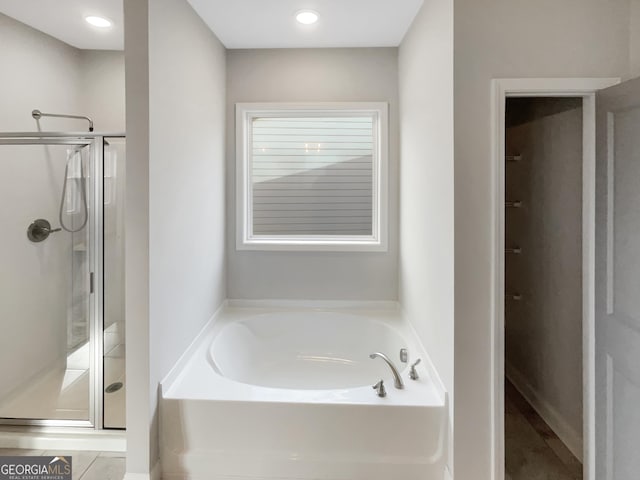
[369,352,404,389]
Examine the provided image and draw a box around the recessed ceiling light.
[85,16,113,28]
[296,10,319,25]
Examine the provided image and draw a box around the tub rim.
[161,301,447,407]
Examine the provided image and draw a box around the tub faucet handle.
[410,358,422,380]
[372,380,386,397]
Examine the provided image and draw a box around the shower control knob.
[27,219,61,243]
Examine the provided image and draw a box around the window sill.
[236,237,388,252]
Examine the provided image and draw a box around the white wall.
[226,48,399,300]
[125,0,227,475]
[398,0,454,471]
[505,99,584,458]
[453,1,632,478]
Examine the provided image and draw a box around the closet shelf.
[505,247,522,254]
[505,201,523,208]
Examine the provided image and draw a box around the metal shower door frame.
[0,132,110,429]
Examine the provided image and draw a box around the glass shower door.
[0,138,96,426]
[103,137,126,429]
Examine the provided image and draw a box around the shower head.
[31,109,94,132]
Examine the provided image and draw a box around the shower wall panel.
[0,13,83,405]
[0,146,69,401]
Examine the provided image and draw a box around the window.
[236,103,388,251]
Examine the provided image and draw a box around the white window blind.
[251,116,374,236]
[236,103,388,251]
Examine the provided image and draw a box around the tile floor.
[0,449,124,480]
[505,380,583,480]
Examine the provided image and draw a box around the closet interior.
[504,97,584,480]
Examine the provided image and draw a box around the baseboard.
[0,427,125,452]
[124,461,161,480]
[505,363,583,462]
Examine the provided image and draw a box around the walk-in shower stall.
[0,131,125,429]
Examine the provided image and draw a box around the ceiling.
[187,0,424,49]
[0,0,424,51]
[0,0,124,50]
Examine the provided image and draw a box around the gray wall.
[125,0,227,475]
[633,0,640,78]
[80,50,126,133]
[505,98,584,458]
[453,0,633,478]
[226,48,399,300]
[124,0,151,473]
[398,0,454,472]
[0,13,81,131]
[0,14,124,133]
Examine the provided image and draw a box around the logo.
[0,456,72,480]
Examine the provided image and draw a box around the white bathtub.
[161,304,447,480]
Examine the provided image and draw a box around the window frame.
[235,102,389,252]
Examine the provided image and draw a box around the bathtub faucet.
[369,352,404,389]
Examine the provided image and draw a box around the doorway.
[491,78,620,480]
[504,96,584,480]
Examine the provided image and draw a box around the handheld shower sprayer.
[29,109,91,233]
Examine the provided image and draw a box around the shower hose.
[59,149,88,233]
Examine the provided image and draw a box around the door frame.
[490,78,619,480]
